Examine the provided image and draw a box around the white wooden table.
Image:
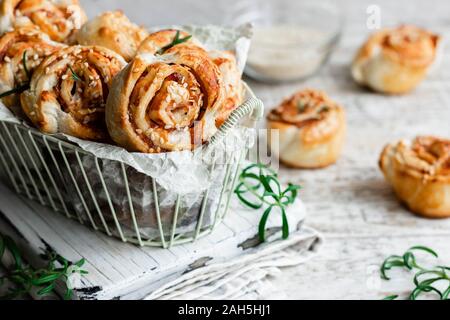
[5,0,450,300]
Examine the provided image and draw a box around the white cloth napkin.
[145,227,322,300]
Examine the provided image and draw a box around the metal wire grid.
[0,88,263,248]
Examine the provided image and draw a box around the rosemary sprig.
[380,245,450,300]
[0,50,31,99]
[157,30,192,55]
[234,163,301,242]
[0,233,88,300]
[68,65,82,82]
[22,51,31,81]
[0,84,30,99]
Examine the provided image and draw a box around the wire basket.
[0,83,263,248]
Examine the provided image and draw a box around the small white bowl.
[225,0,343,83]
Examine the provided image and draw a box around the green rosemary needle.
[0,83,30,99]
[234,163,301,242]
[380,245,450,300]
[0,50,31,99]
[68,65,82,82]
[157,30,192,55]
[22,51,31,81]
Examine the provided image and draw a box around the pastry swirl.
[74,11,148,62]
[106,43,225,153]
[267,89,346,168]
[210,50,244,127]
[20,45,126,140]
[138,30,244,128]
[0,0,87,42]
[137,29,197,56]
[0,27,63,110]
[380,136,450,218]
[352,25,441,94]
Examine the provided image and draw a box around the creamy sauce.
[247,26,332,82]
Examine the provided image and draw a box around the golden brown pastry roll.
[138,29,244,129]
[267,89,346,169]
[0,27,63,111]
[352,25,441,94]
[74,11,148,62]
[209,50,244,127]
[20,45,126,140]
[0,0,87,43]
[136,29,197,56]
[379,136,450,218]
[106,45,225,153]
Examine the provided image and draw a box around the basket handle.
[204,88,264,152]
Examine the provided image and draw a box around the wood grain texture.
[0,182,310,300]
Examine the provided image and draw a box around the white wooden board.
[0,182,312,300]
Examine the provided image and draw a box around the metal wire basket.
[0,83,263,248]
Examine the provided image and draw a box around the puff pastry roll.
[0,27,63,111]
[20,45,126,140]
[106,45,225,153]
[267,89,346,169]
[210,50,244,127]
[74,11,148,62]
[137,29,197,56]
[0,0,87,42]
[352,25,441,94]
[138,29,244,128]
[379,136,450,218]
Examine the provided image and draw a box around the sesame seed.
[62,75,68,80]
[136,129,143,134]
[4,56,10,62]
[84,62,89,68]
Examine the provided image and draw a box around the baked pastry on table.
[267,89,346,169]
[379,136,450,219]
[0,0,87,43]
[352,25,441,94]
[20,45,126,141]
[73,10,148,62]
[0,27,63,113]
